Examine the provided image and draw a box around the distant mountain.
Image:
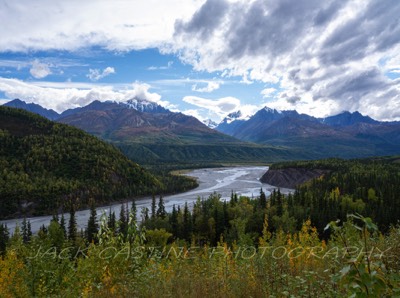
[5,99,297,166]
[320,111,379,127]
[57,100,295,166]
[0,106,161,219]
[216,110,249,135]
[202,119,218,129]
[60,98,169,118]
[4,99,59,120]
[216,106,400,159]
[123,98,170,113]
[57,100,237,144]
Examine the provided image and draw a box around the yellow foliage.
[0,250,29,298]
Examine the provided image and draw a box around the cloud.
[147,61,173,71]
[87,67,115,81]
[261,88,277,98]
[183,96,240,115]
[182,95,262,121]
[171,0,400,120]
[181,109,206,121]
[192,81,220,93]
[0,0,202,52]
[30,60,52,79]
[0,77,170,113]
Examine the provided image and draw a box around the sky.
[0,0,400,122]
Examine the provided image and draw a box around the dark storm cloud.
[313,1,344,26]
[174,0,229,41]
[225,0,321,58]
[321,0,400,65]
[328,68,388,99]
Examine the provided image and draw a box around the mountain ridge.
[216,106,400,158]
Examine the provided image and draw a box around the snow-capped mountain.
[202,119,218,129]
[215,111,249,135]
[120,98,169,114]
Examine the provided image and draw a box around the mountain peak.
[119,98,169,113]
[323,111,379,127]
[4,99,60,120]
[263,106,282,114]
[203,119,218,129]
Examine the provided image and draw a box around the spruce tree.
[68,204,77,242]
[108,211,116,231]
[170,205,178,237]
[0,224,9,256]
[259,188,267,209]
[151,195,156,220]
[131,199,137,223]
[183,202,192,241]
[157,196,166,219]
[119,204,128,237]
[87,201,98,243]
[276,189,283,217]
[22,217,30,243]
[60,214,67,237]
[141,207,149,222]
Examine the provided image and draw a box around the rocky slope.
[261,168,329,189]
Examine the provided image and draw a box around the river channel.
[1,166,291,234]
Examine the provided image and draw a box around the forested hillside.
[265,157,400,234]
[0,106,164,219]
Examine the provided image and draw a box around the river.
[0,166,291,234]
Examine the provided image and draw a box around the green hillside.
[0,106,163,219]
[117,142,306,169]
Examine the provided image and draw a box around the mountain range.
[4,98,400,162]
[216,107,400,158]
[4,99,291,166]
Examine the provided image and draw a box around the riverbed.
[0,166,291,234]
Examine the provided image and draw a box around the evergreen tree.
[0,223,9,256]
[60,214,67,237]
[131,199,137,223]
[276,189,283,217]
[108,211,116,231]
[230,191,238,206]
[183,202,192,241]
[87,201,98,243]
[156,196,166,219]
[21,217,30,243]
[119,204,128,237]
[169,205,179,237]
[68,204,77,242]
[259,188,267,209]
[27,221,32,241]
[141,207,149,222]
[151,195,156,220]
[52,213,59,224]
[38,224,48,239]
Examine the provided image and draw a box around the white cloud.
[147,61,174,71]
[30,59,52,79]
[183,96,240,115]
[191,81,220,93]
[87,67,115,81]
[0,77,170,113]
[261,88,277,98]
[182,95,262,121]
[181,109,206,121]
[0,0,202,52]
